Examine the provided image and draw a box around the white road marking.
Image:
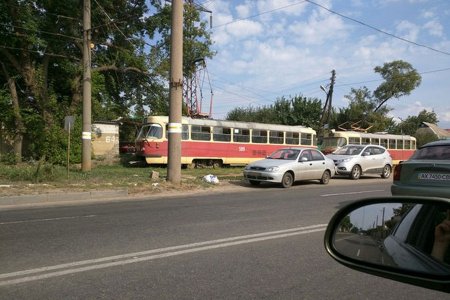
[0,224,327,286]
[0,215,96,225]
[321,190,385,197]
[357,249,361,257]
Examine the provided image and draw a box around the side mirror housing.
[324,196,450,293]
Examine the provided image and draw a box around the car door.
[297,150,313,180]
[309,149,327,179]
[362,146,381,172]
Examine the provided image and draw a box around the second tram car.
[319,130,416,164]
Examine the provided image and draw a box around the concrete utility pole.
[317,70,336,144]
[320,69,336,130]
[82,0,92,171]
[167,0,183,185]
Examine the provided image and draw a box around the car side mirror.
[324,196,450,293]
[300,157,308,162]
[362,151,370,156]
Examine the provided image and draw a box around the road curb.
[0,189,129,206]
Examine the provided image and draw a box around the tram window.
[286,132,299,145]
[143,124,163,139]
[213,127,231,142]
[349,137,360,144]
[182,125,189,140]
[301,133,312,145]
[371,138,379,145]
[362,138,370,144]
[191,125,211,141]
[405,140,411,149]
[234,128,250,143]
[269,131,284,144]
[389,139,396,149]
[397,139,404,149]
[252,130,267,144]
[412,140,416,149]
[380,139,388,148]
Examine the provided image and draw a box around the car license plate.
[248,172,260,177]
[418,173,450,181]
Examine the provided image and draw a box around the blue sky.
[195,0,450,129]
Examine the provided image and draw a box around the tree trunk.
[1,62,24,163]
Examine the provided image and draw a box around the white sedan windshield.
[268,149,300,160]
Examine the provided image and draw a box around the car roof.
[345,144,385,149]
[277,147,316,150]
[420,139,450,148]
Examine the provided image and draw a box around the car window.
[368,147,384,155]
[284,150,299,160]
[310,150,324,161]
[393,204,422,242]
[393,204,450,263]
[300,150,311,161]
[268,149,299,160]
[411,145,450,160]
[333,145,364,155]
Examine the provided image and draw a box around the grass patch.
[0,160,245,195]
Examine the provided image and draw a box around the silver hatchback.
[327,144,393,180]
[243,148,335,188]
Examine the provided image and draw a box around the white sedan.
[243,148,336,188]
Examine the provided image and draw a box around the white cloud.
[207,0,449,123]
[235,4,251,18]
[288,10,348,45]
[395,20,420,42]
[226,19,263,38]
[438,109,450,122]
[256,0,308,17]
[421,10,435,19]
[423,19,444,37]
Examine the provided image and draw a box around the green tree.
[330,87,394,132]
[331,60,421,133]
[339,215,354,232]
[373,60,422,112]
[392,110,438,135]
[0,1,214,164]
[226,95,322,129]
[147,1,215,81]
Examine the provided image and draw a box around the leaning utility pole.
[82,0,92,171]
[167,0,183,185]
[318,70,336,142]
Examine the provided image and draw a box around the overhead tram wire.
[212,0,307,29]
[305,0,450,57]
[336,66,450,88]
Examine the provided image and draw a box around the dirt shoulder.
[0,177,249,198]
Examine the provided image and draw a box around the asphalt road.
[0,177,447,299]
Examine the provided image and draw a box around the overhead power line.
[336,66,450,88]
[305,0,450,57]
[212,0,307,28]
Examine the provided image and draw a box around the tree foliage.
[392,110,438,135]
[330,87,395,133]
[373,60,422,112]
[0,0,214,164]
[331,60,423,133]
[226,95,322,130]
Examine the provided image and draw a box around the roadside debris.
[203,174,219,184]
[150,171,160,180]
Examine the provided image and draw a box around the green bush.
[0,152,17,165]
